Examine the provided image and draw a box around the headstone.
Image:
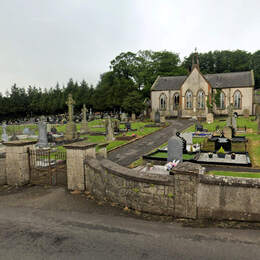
[243,108,250,118]
[125,121,131,131]
[195,122,203,132]
[160,115,166,123]
[106,117,114,141]
[36,120,48,148]
[232,115,237,132]
[46,123,52,133]
[51,127,57,134]
[167,136,183,163]
[114,119,120,132]
[65,94,77,140]
[23,127,31,135]
[180,132,193,145]
[80,104,88,133]
[1,123,8,142]
[121,113,128,122]
[223,126,233,139]
[131,113,136,121]
[206,113,214,124]
[154,110,160,123]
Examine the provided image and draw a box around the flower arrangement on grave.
[208,152,213,158]
[231,153,236,160]
[217,146,226,158]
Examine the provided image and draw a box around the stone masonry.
[4,140,37,185]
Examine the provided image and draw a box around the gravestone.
[81,104,88,133]
[160,115,166,123]
[114,119,120,133]
[125,121,131,131]
[180,132,193,145]
[1,123,8,142]
[65,94,77,140]
[131,113,136,121]
[36,120,48,148]
[195,122,203,132]
[121,113,128,122]
[223,126,233,139]
[154,110,160,123]
[106,117,114,141]
[167,136,183,163]
[232,115,237,132]
[206,113,214,124]
[23,127,31,135]
[46,123,52,133]
[243,108,250,118]
[51,127,57,134]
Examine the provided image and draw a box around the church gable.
[181,67,210,96]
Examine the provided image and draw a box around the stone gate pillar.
[64,142,97,191]
[4,140,37,185]
[97,143,109,158]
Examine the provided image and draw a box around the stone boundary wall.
[85,157,176,215]
[83,158,260,222]
[0,153,6,185]
[197,174,260,222]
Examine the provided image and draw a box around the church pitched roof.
[204,71,253,88]
[151,76,186,91]
[151,71,254,91]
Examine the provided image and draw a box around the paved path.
[108,119,193,166]
[1,186,260,260]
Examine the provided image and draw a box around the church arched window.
[185,90,193,109]
[159,93,167,110]
[197,90,205,109]
[219,91,225,109]
[234,90,242,109]
[173,93,179,108]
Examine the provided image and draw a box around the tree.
[122,91,144,114]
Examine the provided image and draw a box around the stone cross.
[106,117,114,141]
[226,104,234,127]
[82,104,88,122]
[66,94,75,122]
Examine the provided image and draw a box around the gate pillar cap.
[63,142,97,150]
[3,140,37,146]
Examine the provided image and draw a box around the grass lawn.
[208,171,260,178]
[150,151,194,160]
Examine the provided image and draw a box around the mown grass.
[208,171,260,178]
[150,151,194,160]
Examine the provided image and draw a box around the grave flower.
[217,146,226,158]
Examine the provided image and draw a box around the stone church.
[150,55,255,119]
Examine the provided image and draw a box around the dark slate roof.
[205,71,253,89]
[152,76,186,91]
[152,71,253,91]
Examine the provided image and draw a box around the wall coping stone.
[85,157,175,186]
[171,162,205,175]
[97,142,109,148]
[64,142,97,150]
[3,140,37,146]
[199,174,260,188]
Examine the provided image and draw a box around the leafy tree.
[122,91,144,114]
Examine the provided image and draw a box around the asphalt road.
[108,119,193,166]
[0,186,260,260]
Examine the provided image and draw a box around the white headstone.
[180,132,193,145]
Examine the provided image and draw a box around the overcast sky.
[0,0,259,94]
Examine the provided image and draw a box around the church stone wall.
[151,90,180,117]
[181,68,210,118]
[213,87,254,116]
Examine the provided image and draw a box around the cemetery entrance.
[28,148,67,186]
